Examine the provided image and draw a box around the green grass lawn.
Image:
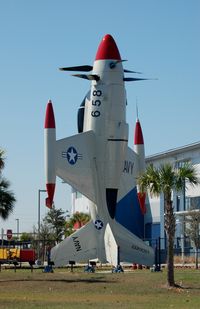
[0,267,200,308]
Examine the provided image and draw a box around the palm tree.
[65,212,91,236]
[0,149,16,219]
[138,162,199,287]
[70,212,91,228]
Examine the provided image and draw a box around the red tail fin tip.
[134,120,144,145]
[46,183,55,208]
[137,192,147,215]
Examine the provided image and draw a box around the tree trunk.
[166,233,175,286]
[195,247,198,269]
[164,196,176,287]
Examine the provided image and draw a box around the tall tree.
[43,206,66,243]
[138,162,199,287]
[185,203,200,269]
[20,232,34,243]
[0,149,16,219]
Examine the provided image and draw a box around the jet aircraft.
[44,34,154,267]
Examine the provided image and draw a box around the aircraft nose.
[95,34,121,61]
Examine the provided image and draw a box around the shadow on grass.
[0,276,116,284]
[161,283,200,291]
[180,286,200,291]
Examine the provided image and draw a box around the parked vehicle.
[0,247,36,266]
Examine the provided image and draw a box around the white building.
[71,188,90,214]
[145,141,200,251]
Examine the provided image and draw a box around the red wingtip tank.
[44,100,56,208]
[134,118,146,215]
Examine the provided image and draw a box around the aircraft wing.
[50,221,98,267]
[55,130,96,203]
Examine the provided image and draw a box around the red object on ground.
[20,249,36,263]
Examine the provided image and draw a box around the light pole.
[38,189,47,236]
[38,189,47,261]
[15,218,19,240]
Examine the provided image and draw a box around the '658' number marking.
[91,90,102,117]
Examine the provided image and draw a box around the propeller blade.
[59,65,93,72]
[124,69,142,74]
[72,74,100,81]
[123,77,157,82]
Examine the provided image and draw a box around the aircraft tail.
[108,220,154,267]
[50,220,154,268]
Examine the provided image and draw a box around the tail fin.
[104,223,119,267]
[110,220,154,266]
[50,221,98,267]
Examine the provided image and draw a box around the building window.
[174,159,190,169]
[185,197,191,211]
[176,196,180,212]
[75,191,82,199]
[190,196,200,210]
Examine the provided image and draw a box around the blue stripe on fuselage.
[115,187,144,238]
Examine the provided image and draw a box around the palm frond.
[138,161,199,198]
[0,190,16,219]
[0,178,10,190]
[138,164,161,196]
[175,163,199,191]
[0,149,5,170]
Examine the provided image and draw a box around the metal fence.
[146,237,200,267]
[1,235,199,266]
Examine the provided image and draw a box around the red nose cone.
[95,34,121,61]
[134,120,144,145]
[44,100,55,129]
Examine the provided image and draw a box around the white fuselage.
[84,60,128,221]
[82,60,129,261]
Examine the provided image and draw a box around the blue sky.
[0,0,200,233]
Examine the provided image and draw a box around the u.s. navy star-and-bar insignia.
[62,147,83,165]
